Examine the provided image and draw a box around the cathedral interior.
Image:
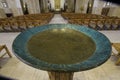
[0,0,120,80]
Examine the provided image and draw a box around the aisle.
[49,14,68,24]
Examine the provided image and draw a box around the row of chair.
[0,13,53,21]
[0,20,48,32]
[61,12,119,19]
[61,13,120,30]
[68,19,120,30]
[0,13,54,32]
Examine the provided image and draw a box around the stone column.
[48,71,74,80]
[6,0,23,16]
[107,4,120,17]
[87,0,94,14]
[71,0,75,12]
[31,0,40,13]
[92,0,105,15]
[39,0,44,13]
[39,0,48,13]
[35,0,41,13]
[75,0,89,13]
[49,0,54,11]
[60,0,65,10]
[43,0,49,12]
[0,8,7,18]
[66,0,74,12]
[0,0,7,18]
[24,0,33,14]
[23,0,40,14]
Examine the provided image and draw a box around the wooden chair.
[9,21,20,32]
[112,43,120,65]
[0,45,12,68]
[96,20,104,30]
[25,20,34,28]
[89,20,97,29]
[0,45,12,58]
[0,23,4,32]
[17,20,27,31]
[1,21,12,32]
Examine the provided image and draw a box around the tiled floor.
[49,14,68,24]
[0,14,120,80]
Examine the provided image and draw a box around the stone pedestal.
[48,71,74,80]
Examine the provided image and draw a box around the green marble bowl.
[12,24,111,72]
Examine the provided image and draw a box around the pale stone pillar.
[66,0,74,12]
[50,0,54,10]
[31,0,40,13]
[60,0,65,10]
[23,0,33,14]
[92,0,105,15]
[0,0,2,8]
[84,0,89,13]
[75,0,89,13]
[35,0,41,13]
[0,8,7,18]
[6,0,23,16]
[107,4,120,17]
[39,0,48,13]
[23,0,40,14]
[43,0,49,12]
[0,0,7,18]
[32,0,41,13]
[87,0,94,14]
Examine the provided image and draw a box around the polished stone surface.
[12,24,112,72]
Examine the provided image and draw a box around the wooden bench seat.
[112,43,120,65]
